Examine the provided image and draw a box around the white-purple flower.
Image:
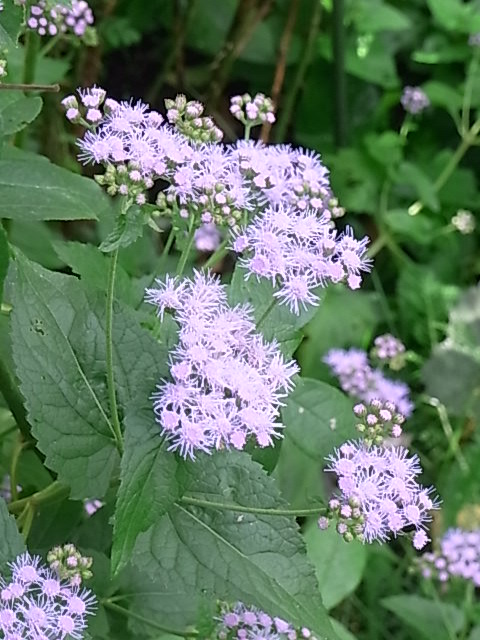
[217,602,316,640]
[401,86,430,115]
[417,528,480,585]
[146,271,299,459]
[0,552,96,639]
[25,0,94,37]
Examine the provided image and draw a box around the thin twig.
[260,0,301,143]
[0,83,60,92]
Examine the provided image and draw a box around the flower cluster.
[194,223,222,253]
[353,400,405,446]
[416,528,480,586]
[321,438,439,548]
[0,551,96,639]
[230,93,276,127]
[165,94,223,143]
[401,86,430,115]
[371,333,406,370]
[324,347,413,417]
[47,545,93,586]
[452,209,475,235]
[216,602,316,640]
[24,0,94,38]
[146,271,299,459]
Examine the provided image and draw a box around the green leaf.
[0,92,43,136]
[381,595,464,640]
[329,619,358,640]
[0,225,8,303]
[304,521,367,610]
[427,0,480,32]
[281,378,356,461]
[111,409,179,575]
[469,626,480,640]
[384,209,437,245]
[364,132,404,168]
[0,497,25,568]
[393,162,439,212]
[10,252,119,498]
[131,452,337,639]
[423,80,463,112]
[0,148,106,221]
[0,1,23,48]
[350,0,411,32]
[99,205,148,253]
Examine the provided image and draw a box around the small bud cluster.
[371,333,406,370]
[47,544,93,586]
[166,94,223,143]
[23,0,94,38]
[452,209,475,235]
[353,399,405,445]
[95,162,152,203]
[401,86,430,115]
[61,86,109,126]
[322,495,365,543]
[416,528,480,587]
[216,602,316,640]
[230,93,276,127]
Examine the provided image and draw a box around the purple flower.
[417,528,480,586]
[217,602,316,640]
[194,223,222,252]
[0,552,95,639]
[372,333,406,370]
[145,271,299,459]
[324,440,440,546]
[401,86,430,115]
[324,347,413,417]
[230,93,276,126]
[25,0,94,38]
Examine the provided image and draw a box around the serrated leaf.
[112,408,179,575]
[0,148,106,221]
[0,93,43,135]
[0,1,23,48]
[0,224,8,302]
[99,205,147,253]
[304,521,367,610]
[382,595,464,640]
[281,378,356,461]
[131,452,337,640]
[0,497,25,568]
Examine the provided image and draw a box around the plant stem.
[102,600,199,637]
[8,481,69,514]
[0,83,59,92]
[202,239,229,270]
[462,49,480,135]
[15,30,40,147]
[426,396,469,473]
[159,227,176,266]
[176,219,196,276]
[9,437,26,502]
[0,358,33,443]
[179,495,325,517]
[20,503,35,542]
[39,34,61,58]
[106,249,124,455]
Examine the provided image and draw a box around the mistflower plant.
[400,86,430,115]
[217,602,316,640]
[23,0,95,39]
[451,209,475,234]
[0,551,96,639]
[146,271,299,458]
[324,347,413,416]
[416,528,480,586]
[353,399,405,446]
[47,545,93,586]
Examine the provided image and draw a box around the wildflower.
[230,93,276,127]
[324,347,413,417]
[371,333,406,370]
[416,528,480,586]
[166,94,223,143]
[47,545,93,585]
[322,439,439,547]
[194,223,222,252]
[353,399,405,445]
[0,551,95,639]
[25,0,94,38]
[452,209,475,235]
[83,499,104,517]
[401,86,430,115]
[216,602,317,640]
[146,271,299,459]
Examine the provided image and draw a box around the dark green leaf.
[0,92,43,136]
[0,497,25,568]
[393,162,439,212]
[0,1,23,48]
[382,595,464,640]
[0,148,106,221]
[131,452,337,639]
[423,80,463,112]
[364,132,404,168]
[99,205,148,253]
[384,209,437,245]
[350,0,411,32]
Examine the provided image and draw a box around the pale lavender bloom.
[194,223,221,252]
[325,440,439,546]
[0,552,95,639]
[230,93,276,126]
[373,334,405,362]
[417,528,480,587]
[401,86,430,115]
[452,209,475,234]
[83,499,104,517]
[324,347,413,417]
[217,602,316,640]
[146,271,299,459]
[25,0,94,37]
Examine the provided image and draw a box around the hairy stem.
[180,495,326,517]
[9,481,69,514]
[106,249,124,455]
[202,238,229,270]
[176,219,196,276]
[0,83,60,92]
[102,600,199,637]
[15,30,40,147]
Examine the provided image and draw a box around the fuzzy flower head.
[25,0,94,39]
[416,528,480,586]
[166,94,223,143]
[353,399,405,445]
[401,86,430,115]
[83,498,104,517]
[145,271,299,459]
[371,333,406,370]
[230,93,276,127]
[323,439,440,547]
[216,602,316,640]
[324,347,413,417]
[452,209,475,235]
[47,545,93,586]
[194,223,222,253]
[0,551,96,639]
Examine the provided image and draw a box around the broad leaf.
[0,93,43,136]
[99,205,147,253]
[382,595,464,640]
[131,452,337,639]
[0,148,106,221]
[0,1,23,48]
[0,497,25,568]
[281,378,356,461]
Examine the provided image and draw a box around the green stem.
[0,83,59,92]
[176,219,196,276]
[15,30,40,147]
[159,226,176,266]
[244,123,252,141]
[462,50,480,135]
[20,503,35,542]
[9,481,69,514]
[179,495,326,517]
[0,358,33,443]
[459,580,475,640]
[39,34,61,58]
[426,396,469,473]
[367,235,387,258]
[9,438,26,502]
[106,249,124,455]
[202,238,229,270]
[102,600,199,637]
